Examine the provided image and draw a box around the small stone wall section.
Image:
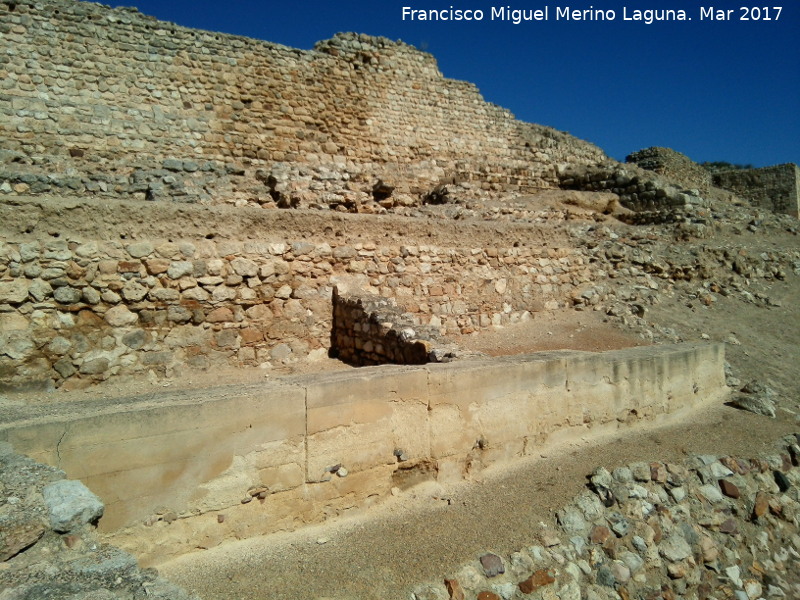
[626,146,713,193]
[713,164,800,218]
[411,434,800,600]
[0,0,606,208]
[558,161,709,223]
[330,288,463,366]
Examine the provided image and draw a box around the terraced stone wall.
[0,199,594,390]
[626,146,713,193]
[0,0,605,207]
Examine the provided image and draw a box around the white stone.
[104,305,138,327]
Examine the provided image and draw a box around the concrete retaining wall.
[0,342,728,565]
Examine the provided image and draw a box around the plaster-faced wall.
[0,342,728,565]
[713,164,800,217]
[0,0,605,207]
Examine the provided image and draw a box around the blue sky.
[103,1,798,168]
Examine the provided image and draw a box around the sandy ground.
[157,278,800,600]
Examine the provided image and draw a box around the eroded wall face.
[0,343,728,565]
[0,0,604,205]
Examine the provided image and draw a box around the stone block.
[0,281,29,303]
[43,480,104,533]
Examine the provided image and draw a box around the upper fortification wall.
[0,0,605,207]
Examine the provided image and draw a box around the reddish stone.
[240,327,264,344]
[719,479,740,499]
[206,307,235,322]
[477,593,501,600]
[444,579,465,600]
[117,260,142,273]
[590,525,611,544]
[650,462,667,483]
[66,261,86,280]
[602,535,621,558]
[697,583,713,600]
[518,569,555,594]
[781,453,792,472]
[650,520,663,544]
[145,258,171,275]
[660,586,676,600]
[76,310,104,327]
[752,491,769,520]
[719,518,738,534]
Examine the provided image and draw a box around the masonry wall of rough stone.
[411,434,800,600]
[0,0,605,208]
[626,146,713,193]
[713,164,800,217]
[330,288,462,366]
[559,162,684,211]
[0,201,594,390]
[557,161,714,227]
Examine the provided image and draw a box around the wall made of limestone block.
[0,0,605,206]
[0,342,728,565]
[713,164,800,217]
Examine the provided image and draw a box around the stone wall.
[0,342,729,565]
[557,161,707,218]
[0,198,595,391]
[330,288,462,366]
[0,0,606,208]
[626,146,713,193]
[412,434,800,600]
[0,443,197,599]
[713,164,800,217]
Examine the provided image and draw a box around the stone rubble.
[0,442,198,600]
[412,434,800,600]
